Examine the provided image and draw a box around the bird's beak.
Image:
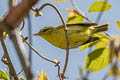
[33,32,40,36]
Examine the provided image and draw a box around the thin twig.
[58,65,62,80]
[22,35,63,80]
[70,0,91,22]
[0,1,18,80]
[0,37,19,80]
[17,68,23,76]
[37,3,70,79]
[31,7,36,11]
[96,0,108,23]
[21,35,57,64]
[38,3,67,29]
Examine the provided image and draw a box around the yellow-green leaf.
[53,0,66,2]
[19,77,25,80]
[93,33,109,39]
[82,48,114,72]
[93,33,110,49]
[89,1,112,12]
[67,12,83,24]
[38,71,48,80]
[116,21,120,30]
[0,70,8,80]
[33,12,43,17]
[79,40,98,53]
[79,33,110,52]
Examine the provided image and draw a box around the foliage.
[19,77,25,80]
[89,1,112,12]
[82,48,112,72]
[38,71,48,80]
[80,33,113,72]
[116,21,120,30]
[0,70,8,80]
[67,12,83,24]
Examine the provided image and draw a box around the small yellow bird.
[33,22,109,49]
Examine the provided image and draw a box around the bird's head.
[33,26,55,37]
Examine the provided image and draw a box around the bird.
[33,22,109,49]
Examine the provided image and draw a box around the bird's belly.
[50,32,90,49]
[68,33,90,48]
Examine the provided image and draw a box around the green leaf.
[33,12,43,17]
[116,21,120,30]
[79,40,98,53]
[2,32,8,39]
[89,1,112,12]
[93,33,109,39]
[94,38,110,49]
[82,48,114,72]
[19,77,25,80]
[38,71,48,80]
[79,33,110,52]
[93,33,110,49]
[0,70,8,80]
[67,12,83,24]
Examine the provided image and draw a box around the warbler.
[33,22,109,49]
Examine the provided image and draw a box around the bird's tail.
[92,23,109,33]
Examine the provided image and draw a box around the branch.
[0,37,19,80]
[70,0,91,22]
[0,0,39,79]
[0,0,38,33]
[21,36,57,64]
[36,3,70,79]
[8,28,33,80]
[22,35,63,80]
[32,3,69,80]
[17,68,23,76]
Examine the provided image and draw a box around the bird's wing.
[67,22,98,27]
[57,22,98,29]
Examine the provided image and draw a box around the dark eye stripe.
[40,27,54,32]
[42,28,49,32]
[40,27,50,32]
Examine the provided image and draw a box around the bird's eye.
[42,29,48,32]
[40,27,53,32]
[41,28,49,32]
